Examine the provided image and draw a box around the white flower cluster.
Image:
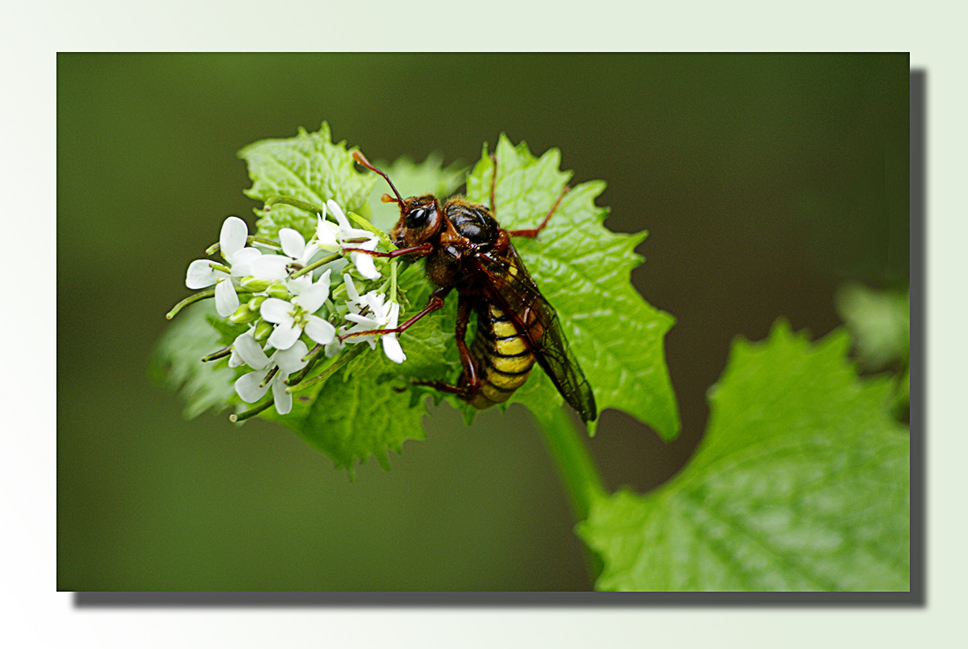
[182,200,406,416]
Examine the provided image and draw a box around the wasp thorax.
[447,201,499,246]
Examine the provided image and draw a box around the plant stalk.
[534,406,607,584]
[534,406,607,523]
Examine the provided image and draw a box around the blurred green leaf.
[578,321,909,591]
[836,283,909,371]
[150,302,239,418]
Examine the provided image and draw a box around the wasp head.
[391,194,442,248]
[351,150,445,250]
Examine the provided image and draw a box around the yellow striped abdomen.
[465,303,536,410]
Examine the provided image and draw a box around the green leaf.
[464,135,680,439]
[836,283,910,371]
[270,264,462,472]
[238,122,376,240]
[150,302,240,419]
[578,321,910,591]
[267,350,429,475]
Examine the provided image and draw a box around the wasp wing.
[472,245,597,422]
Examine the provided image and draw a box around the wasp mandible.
[343,150,597,423]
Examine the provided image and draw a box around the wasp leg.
[411,378,474,397]
[339,287,448,342]
[507,183,571,239]
[453,293,481,389]
[412,293,484,400]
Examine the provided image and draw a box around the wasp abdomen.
[464,303,536,410]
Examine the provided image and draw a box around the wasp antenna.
[352,149,404,205]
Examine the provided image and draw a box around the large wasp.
[344,150,597,423]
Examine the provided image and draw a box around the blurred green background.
[57,53,908,591]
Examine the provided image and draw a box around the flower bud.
[228,303,260,325]
[254,320,273,342]
[239,276,272,292]
[247,295,267,311]
[267,282,290,300]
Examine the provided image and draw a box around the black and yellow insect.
[344,151,597,423]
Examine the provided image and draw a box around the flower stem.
[286,344,366,394]
[166,288,215,320]
[390,258,398,303]
[230,399,274,423]
[201,346,232,363]
[291,253,341,279]
[285,344,324,386]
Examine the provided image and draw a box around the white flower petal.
[387,301,400,328]
[233,331,271,370]
[270,380,293,415]
[351,251,380,280]
[305,315,336,345]
[288,276,310,294]
[186,259,217,289]
[228,347,244,368]
[235,371,270,403]
[296,271,331,313]
[360,291,389,324]
[220,216,249,258]
[268,321,302,350]
[249,254,290,280]
[343,274,360,303]
[230,247,262,276]
[260,298,293,324]
[214,278,239,317]
[382,334,406,364]
[344,313,380,328]
[286,275,312,295]
[274,341,309,375]
[327,199,349,229]
[299,241,321,265]
[279,228,306,259]
[342,227,377,242]
[316,218,340,251]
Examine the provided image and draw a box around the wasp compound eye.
[406,206,434,230]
